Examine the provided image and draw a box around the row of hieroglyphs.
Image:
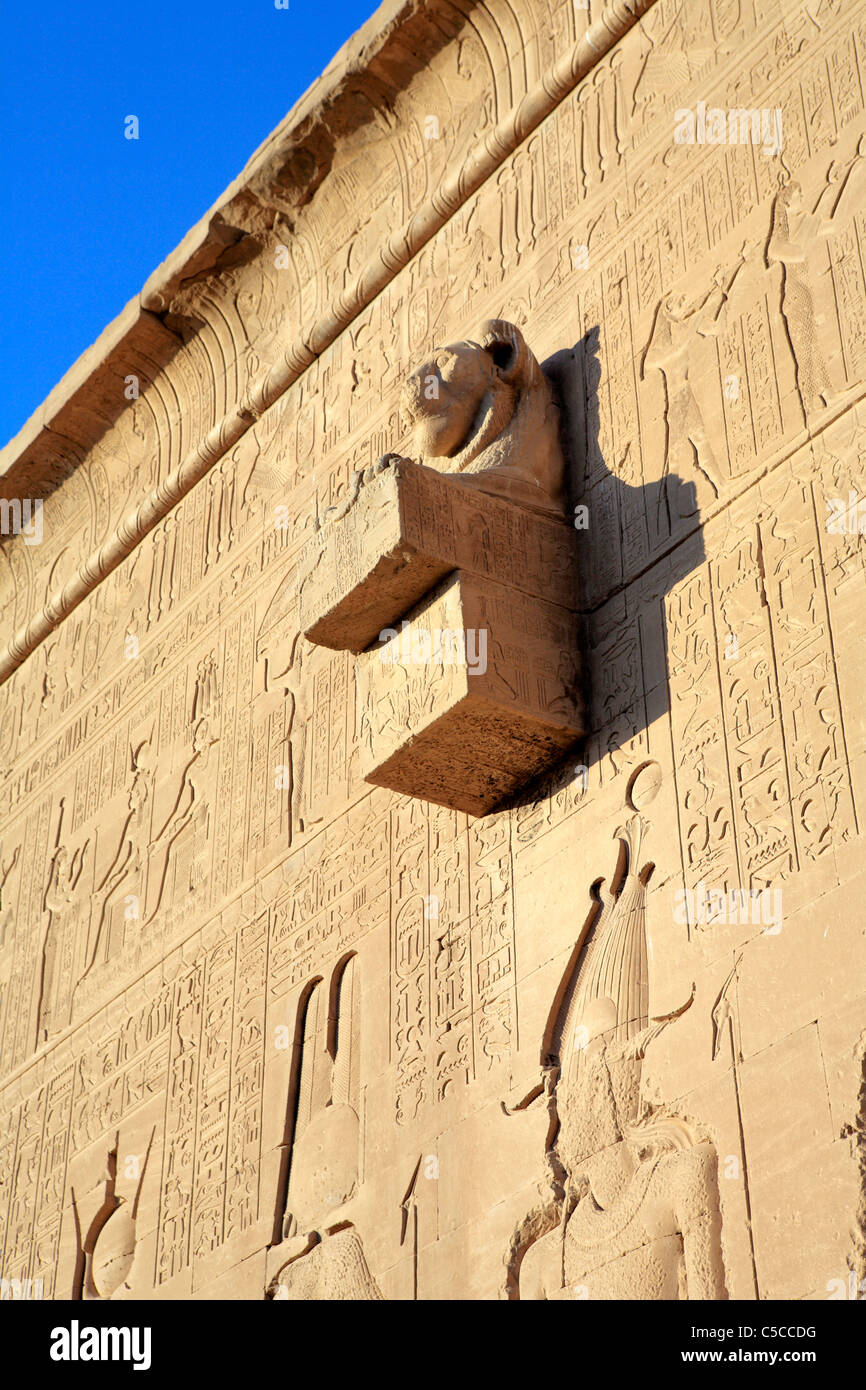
[0,0,859,647]
[0,782,520,1294]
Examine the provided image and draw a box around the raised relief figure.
[767,145,866,418]
[642,264,744,519]
[0,843,21,949]
[146,718,218,922]
[768,181,832,415]
[70,1129,155,1300]
[80,742,152,983]
[507,770,726,1301]
[38,825,90,1043]
[270,956,382,1300]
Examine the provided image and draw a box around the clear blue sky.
[0,0,375,446]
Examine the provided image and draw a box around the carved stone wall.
[1,0,865,1301]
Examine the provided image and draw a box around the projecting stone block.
[355,570,583,816]
[298,458,579,653]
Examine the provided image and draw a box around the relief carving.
[37,806,90,1044]
[0,843,20,948]
[397,318,567,519]
[270,954,382,1299]
[767,144,865,417]
[70,1128,155,1300]
[299,320,582,814]
[507,773,726,1301]
[146,718,219,923]
[79,742,152,986]
[0,0,864,1309]
[643,261,744,518]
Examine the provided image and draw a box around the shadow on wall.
[507,321,708,816]
[501,329,727,1302]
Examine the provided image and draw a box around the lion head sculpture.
[399,319,566,519]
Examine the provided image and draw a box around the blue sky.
[0,0,375,446]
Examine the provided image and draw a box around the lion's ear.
[476,319,535,387]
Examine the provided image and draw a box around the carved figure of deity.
[145,719,218,921]
[37,836,89,1043]
[507,784,726,1300]
[271,957,381,1299]
[767,181,834,416]
[0,843,20,948]
[81,743,152,980]
[766,146,866,417]
[71,1130,154,1300]
[642,269,739,516]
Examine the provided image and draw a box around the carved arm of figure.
[44,839,88,915]
[0,845,20,890]
[149,762,197,854]
[69,840,89,890]
[810,178,840,238]
[671,1143,728,1301]
[693,286,726,337]
[767,189,806,267]
[820,136,866,231]
[642,298,676,379]
[96,814,135,895]
[694,260,746,340]
[42,853,66,918]
[767,229,804,264]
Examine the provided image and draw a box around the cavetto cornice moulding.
[0,0,654,685]
[0,0,445,479]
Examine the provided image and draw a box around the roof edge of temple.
[0,0,432,476]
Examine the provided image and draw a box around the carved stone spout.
[400,319,567,520]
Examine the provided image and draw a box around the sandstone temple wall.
[0,0,864,1300]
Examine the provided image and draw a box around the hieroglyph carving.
[37,807,89,1044]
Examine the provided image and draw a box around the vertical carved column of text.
[711,529,797,888]
[225,915,269,1241]
[190,940,235,1275]
[155,965,203,1286]
[665,571,739,927]
[214,621,240,904]
[0,1102,22,1283]
[31,1064,74,1297]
